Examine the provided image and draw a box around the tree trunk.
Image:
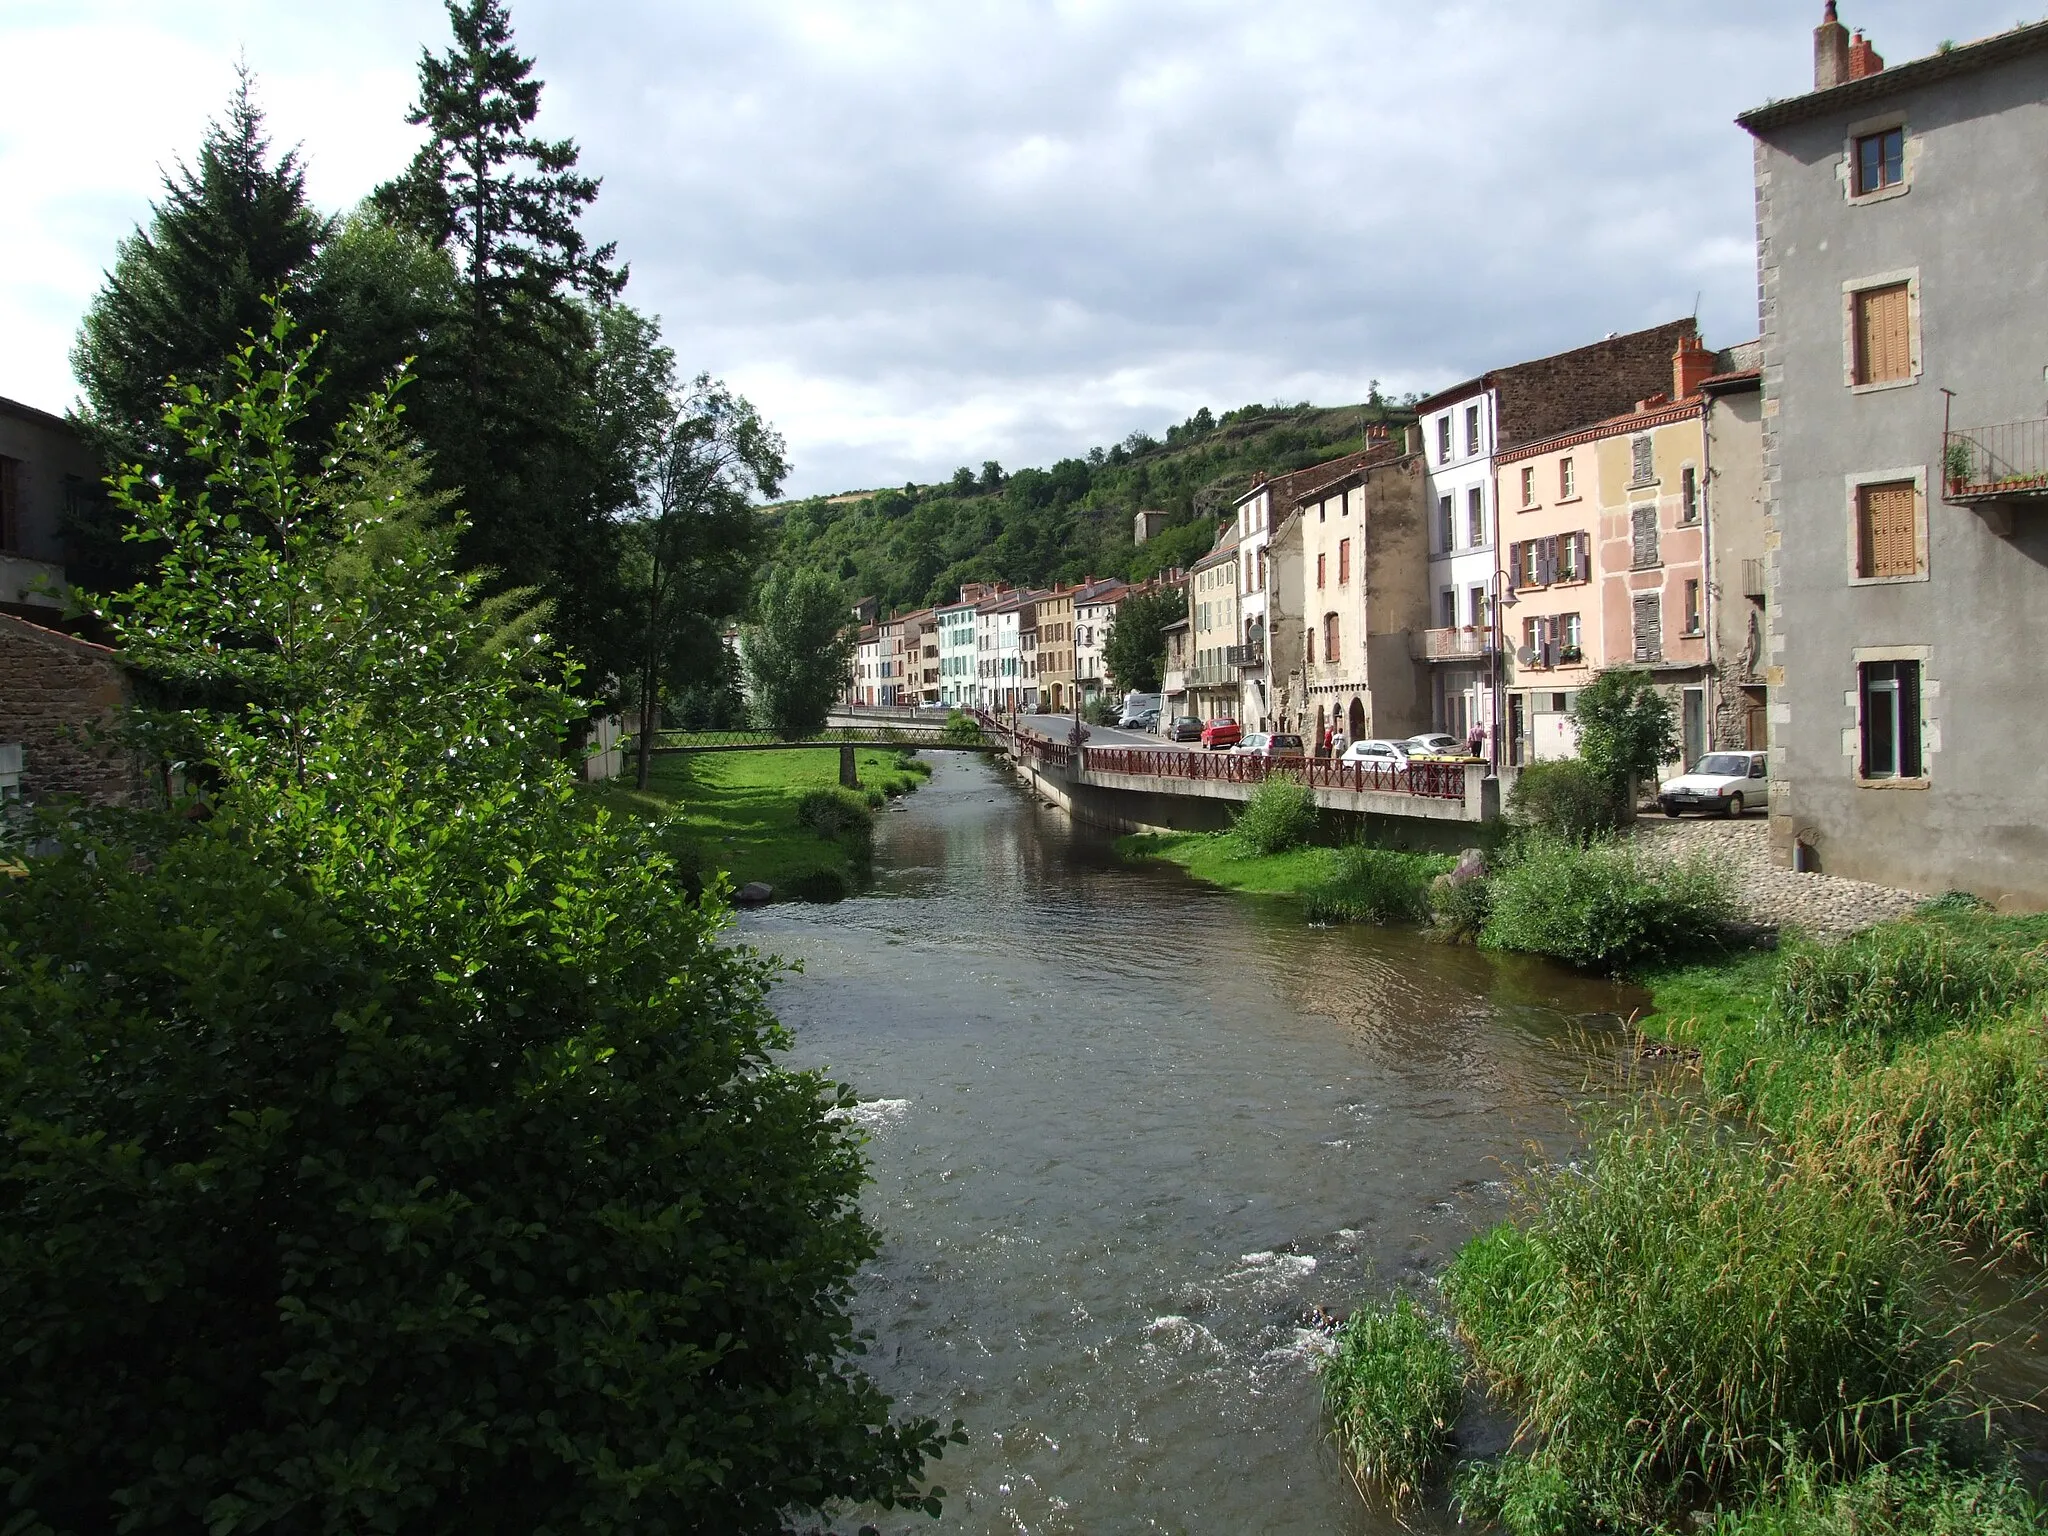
[636,691,656,790]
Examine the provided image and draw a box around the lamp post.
[1487,567,1518,774]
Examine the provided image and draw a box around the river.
[744,752,1646,1533]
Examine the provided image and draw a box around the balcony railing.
[1161,669,1187,694]
[1944,419,2048,504]
[1225,642,1265,669]
[1417,625,1496,661]
[1187,662,1235,689]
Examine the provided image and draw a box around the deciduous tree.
[1572,667,1679,793]
[741,567,855,739]
[1102,585,1184,695]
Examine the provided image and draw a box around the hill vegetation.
[766,398,1415,612]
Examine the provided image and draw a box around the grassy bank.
[589,747,931,901]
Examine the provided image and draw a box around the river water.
[745,753,1641,1533]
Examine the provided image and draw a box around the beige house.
[1494,335,1764,766]
[1187,524,1240,723]
[1036,587,1076,712]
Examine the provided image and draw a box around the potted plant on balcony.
[1944,438,1974,496]
[1558,644,1584,666]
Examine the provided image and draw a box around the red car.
[1200,717,1243,750]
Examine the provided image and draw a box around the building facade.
[1740,9,2048,904]
[1,396,97,619]
[1188,527,1240,723]
[1036,587,1075,711]
[1073,578,1127,702]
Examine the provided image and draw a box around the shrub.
[1707,1453,2048,1535]
[1231,775,1318,855]
[1572,667,1678,793]
[1320,1298,1462,1508]
[1771,922,2045,1050]
[1302,845,1444,925]
[1506,759,1623,844]
[1482,837,1735,971]
[1443,1109,1975,1529]
[941,709,983,746]
[785,867,852,903]
[796,785,875,838]
[1431,867,1493,944]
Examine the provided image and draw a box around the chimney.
[1848,29,1884,80]
[1673,333,1715,400]
[1814,1,1850,90]
[1403,422,1422,456]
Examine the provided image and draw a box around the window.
[1859,660,1923,779]
[1855,127,1904,195]
[1680,465,1699,524]
[1520,466,1535,507]
[1436,416,1451,464]
[0,457,19,552]
[1465,405,1481,457]
[1632,593,1662,662]
[1317,552,1326,589]
[1338,538,1351,585]
[1560,457,1576,499]
[1440,589,1457,627]
[1630,435,1655,487]
[1854,480,1919,579]
[1683,579,1702,635]
[1437,495,1454,552]
[1631,504,1660,568]
[1469,586,1487,627]
[1560,613,1582,651]
[1324,612,1340,662]
[1853,283,1911,385]
[1467,487,1485,547]
[1305,629,1315,664]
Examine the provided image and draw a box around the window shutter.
[1632,505,1659,567]
[1856,283,1911,384]
[1633,593,1661,661]
[1507,542,1521,590]
[1579,530,1593,579]
[1858,481,1918,577]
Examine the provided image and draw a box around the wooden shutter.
[1898,662,1923,776]
[1857,481,1918,578]
[1506,542,1521,590]
[1633,593,1661,661]
[1855,283,1911,384]
[1632,505,1659,568]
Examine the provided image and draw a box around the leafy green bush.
[1572,668,1678,792]
[1772,923,2045,1049]
[1231,774,1318,855]
[941,709,983,746]
[1443,1110,1974,1530]
[0,321,954,1533]
[1302,845,1445,924]
[1482,836,1734,971]
[785,867,852,903]
[1707,1453,2048,1535]
[1430,869,1494,943]
[796,785,875,838]
[1320,1298,1462,1508]
[1506,758,1623,843]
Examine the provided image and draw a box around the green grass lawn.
[587,747,930,900]
[1116,830,1343,898]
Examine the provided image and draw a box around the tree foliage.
[741,567,856,740]
[1572,667,1680,790]
[618,373,787,785]
[0,323,956,1532]
[1101,585,1185,694]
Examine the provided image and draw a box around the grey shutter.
[1632,593,1661,661]
[1899,663,1923,777]
[1632,505,1659,568]
[1506,542,1521,592]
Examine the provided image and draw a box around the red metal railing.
[1079,747,1466,801]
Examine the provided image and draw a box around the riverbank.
[587,746,931,901]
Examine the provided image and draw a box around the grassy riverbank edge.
[587,746,931,901]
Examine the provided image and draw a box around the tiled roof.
[1738,19,2048,133]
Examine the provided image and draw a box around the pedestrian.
[1330,725,1348,757]
[1466,721,1484,759]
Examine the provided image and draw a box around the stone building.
[1,396,99,621]
[0,613,148,805]
[1740,7,2048,905]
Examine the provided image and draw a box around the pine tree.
[376,0,637,678]
[69,67,331,585]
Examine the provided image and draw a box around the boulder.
[734,881,774,906]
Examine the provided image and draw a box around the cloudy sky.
[0,1,2029,496]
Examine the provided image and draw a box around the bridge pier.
[839,742,859,789]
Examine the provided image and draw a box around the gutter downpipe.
[1699,392,1717,752]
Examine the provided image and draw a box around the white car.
[1404,733,1464,758]
[1342,738,1412,767]
[1658,751,1767,817]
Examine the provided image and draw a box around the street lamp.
[1487,567,1518,774]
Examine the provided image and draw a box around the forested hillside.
[766,398,1413,612]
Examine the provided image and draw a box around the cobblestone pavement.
[1627,813,1922,937]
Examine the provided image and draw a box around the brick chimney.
[1673,333,1715,400]
[1848,29,1884,79]
[1814,1,1850,90]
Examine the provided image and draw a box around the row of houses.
[844,570,1184,714]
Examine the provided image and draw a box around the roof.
[1738,19,2048,134]
[1699,367,1763,396]
[1408,319,1698,450]
[1191,523,1241,571]
[1233,447,1387,512]
[1495,393,1706,467]
[0,395,78,434]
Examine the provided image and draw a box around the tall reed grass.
[1319,1298,1462,1508]
[1444,1108,1975,1530]
[1230,775,1318,855]
[1301,845,1446,924]
[1481,835,1734,971]
[1706,1452,2048,1535]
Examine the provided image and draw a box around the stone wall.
[0,613,148,805]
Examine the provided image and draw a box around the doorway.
[1682,687,1706,768]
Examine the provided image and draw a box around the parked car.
[1200,717,1244,750]
[1118,692,1164,728]
[1132,708,1161,732]
[1235,732,1306,761]
[1403,732,1464,758]
[1163,715,1204,742]
[1658,751,1767,817]
[1342,738,1412,768]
